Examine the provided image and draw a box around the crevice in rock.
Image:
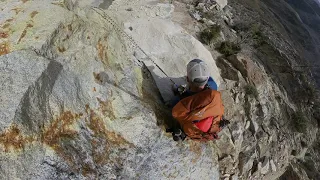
[228,126,236,144]
[261,124,271,137]
[35,23,66,60]
[291,150,297,156]
[63,0,79,11]
[218,153,229,161]
[216,57,239,81]
[278,164,301,180]
[301,141,307,148]
[226,55,248,80]
[251,159,259,175]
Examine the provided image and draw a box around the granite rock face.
[0,0,221,179]
[1,0,318,179]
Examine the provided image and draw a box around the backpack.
[172,89,224,140]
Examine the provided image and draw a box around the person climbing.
[169,59,229,141]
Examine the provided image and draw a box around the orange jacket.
[172,89,224,140]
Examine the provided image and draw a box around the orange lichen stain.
[17,23,34,44]
[96,97,116,120]
[11,8,24,15]
[0,106,133,176]
[0,42,10,56]
[30,11,39,18]
[81,163,96,176]
[41,111,83,170]
[42,111,82,148]
[96,39,109,66]
[57,46,66,53]
[97,39,105,60]
[87,109,133,165]
[0,125,23,152]
[0,124,34,152]
[0,32,9,38]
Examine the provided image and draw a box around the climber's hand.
[172,84,187,96]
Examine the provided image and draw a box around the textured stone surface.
[0,0,222,179]
[0,51,49,131]
[0,0,318,179]
[215,0,228,9]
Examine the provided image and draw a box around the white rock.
[207,20,216,26]
[270,159,277,172]
[215,0,228,9]
[245,121,251,129]
[251,119,259,133]
[190,10,202,21]
[230,174,239,180]
[260,158,270,175]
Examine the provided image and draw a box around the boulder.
[0,0,316,179]
[0,0,222,179]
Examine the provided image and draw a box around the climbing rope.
[91,7,177,85]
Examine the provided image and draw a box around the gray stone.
[0,0,318,179]
[260,157,270,175]
[238,150,256,175]
[207,20,216,26]
[0,51,50,132]
[189,10,202,21]
[250,119,259,134]
[270,159,277,172]
[230,174,239,180]
[215,0,228,9]
[0,0,222,179]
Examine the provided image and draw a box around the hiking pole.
[91,7,177,85]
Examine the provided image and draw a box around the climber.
[169,59,229,141]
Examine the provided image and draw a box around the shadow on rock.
[141,64,186,130]
[14,60,63,135]
[93,64,182,131]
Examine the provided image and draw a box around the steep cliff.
[0,0,319,179]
